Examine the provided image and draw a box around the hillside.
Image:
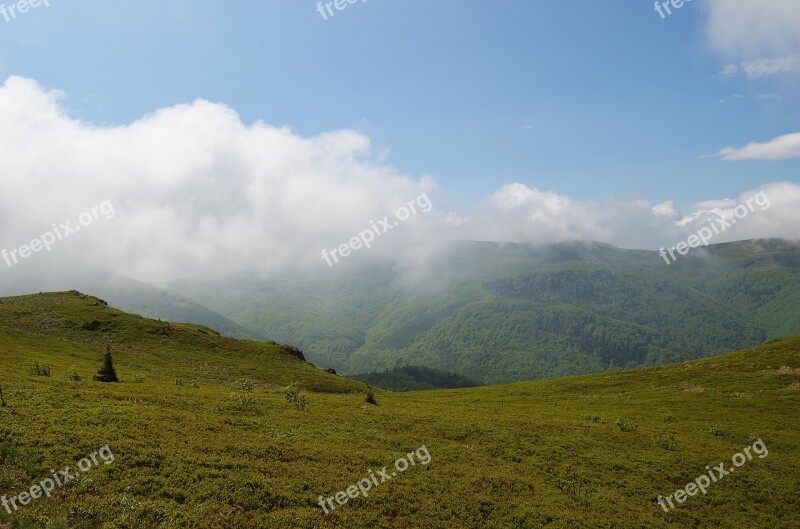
[0,294,797,528]
[82,274,263,341]
[0,291,362,393]
[166,238,800,384]
[0,267,261,341]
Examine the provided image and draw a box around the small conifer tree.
[93,345,119,383]
[365,385,378,406]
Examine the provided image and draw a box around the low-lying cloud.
[0,76,798,290]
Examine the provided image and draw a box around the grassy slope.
[86,274,263,341]
[0,293,798,528]
[0,292,362,393]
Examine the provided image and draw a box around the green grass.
[0,292,798,528]
[0,291,363,393]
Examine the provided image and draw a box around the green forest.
[159,239,800,384]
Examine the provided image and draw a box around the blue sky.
[1,0,797,211]
[0,1,799,284]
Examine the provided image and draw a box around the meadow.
[0,292,798,528]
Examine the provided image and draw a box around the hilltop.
[0,291,362,393]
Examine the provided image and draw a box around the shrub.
[0,386,6,407]
[134,374,145,383]
[662,415,676,423]
[616,418,637,432]
[267,426,297,438]
[655,433,677,450]
[554,466,592,510]
[32,362,51,377]
[232,391,256,411]
[234,379,255,392]
[365,385,378,406]
[284,383,309,411]
[65,369,82,382]
[708,425,724,436]
[584,415,604,423]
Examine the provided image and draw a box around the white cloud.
[0,76,797,291]
[458,182,800,250]
[692,198,737,210]
[675,183,800,242]
[0,76,443,283]
[740,55,800,78]
[445,212,469,226]
[652,201,677,218]
[716,133,800,160]
[706,1,800,81]
[706,0,800,57]
[718,64,739,81]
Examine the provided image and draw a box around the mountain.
[352,365,482,392]
[166,238,800,384]
[1,294,797,528]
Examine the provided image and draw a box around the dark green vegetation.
[352,366,481,392]
[1,292,798,528]
[166,238,800,384]
[92,346,119,383]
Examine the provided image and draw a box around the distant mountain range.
[158,238,800,384]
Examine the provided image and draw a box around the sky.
[0,0,798,284]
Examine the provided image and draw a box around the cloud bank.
[0,76,798,288]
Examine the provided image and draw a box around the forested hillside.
[159,239,800,384]
[352,365,481,392]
